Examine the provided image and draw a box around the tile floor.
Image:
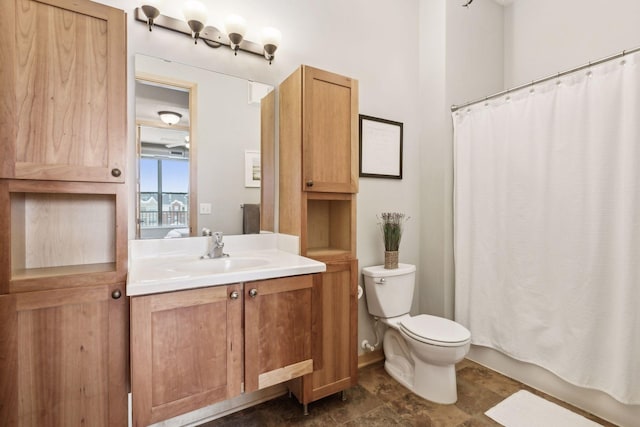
[202,359,616,426]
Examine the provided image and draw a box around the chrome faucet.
[202,228,228,259]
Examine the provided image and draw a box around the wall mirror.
[134,54,275,239]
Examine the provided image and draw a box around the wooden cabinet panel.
[244,275,314,393]
[278,65,359,408]
[311,260,358,394]
[303,67,358,193]
[0,0,126,182]
[0,283,129,426]
[279,65,358,198]
[260,89,276,232]
[131,285,243,427]
[0,1,128,424]
[290,260,358,404]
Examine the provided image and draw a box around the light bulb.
[225,14,247,54]
[261,27,281,63]
[141,0,163,31]
[182,0,208,44]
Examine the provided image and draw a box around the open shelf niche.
[2,180,127,293]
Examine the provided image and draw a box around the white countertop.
[127,233,326,296]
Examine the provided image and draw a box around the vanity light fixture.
[140,0,161,31]
[158,111,182,126]
[135,4,281,63]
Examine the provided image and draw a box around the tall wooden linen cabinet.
[278,65,359,410]
[0,0,128,425]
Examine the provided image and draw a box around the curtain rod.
[451,46,640,112]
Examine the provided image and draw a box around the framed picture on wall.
[244,150,261,187]
[359,115,403,179]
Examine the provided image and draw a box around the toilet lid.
[400,314,470,346]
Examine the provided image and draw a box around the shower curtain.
[453,52,640,405]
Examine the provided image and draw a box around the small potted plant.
[378,212,409,269]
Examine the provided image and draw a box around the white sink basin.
[127,235,327,296]
[172,257,270,274]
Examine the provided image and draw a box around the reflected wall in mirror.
[134,54,275,239]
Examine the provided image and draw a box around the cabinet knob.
[306,180,314,187]
[229,290,239,300]
[111,168,122,177]
[111,289,122,299]
[249,288,258,298]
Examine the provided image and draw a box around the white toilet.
[362,263,471,404]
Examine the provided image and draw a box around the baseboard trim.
[358,349,384,368]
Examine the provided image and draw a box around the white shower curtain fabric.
[453,51,640,405]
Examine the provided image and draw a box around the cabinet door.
[0,0,126,182]
[310,259,358,400]
[130,285,243,427]
[0,284,129,426]
[244,275,314,393]
[302,66,358,193]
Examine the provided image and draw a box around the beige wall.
[419,0,504,319]
[504,0,640,87]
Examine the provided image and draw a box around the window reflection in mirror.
[138,126,191,238]
[135,77,195,239]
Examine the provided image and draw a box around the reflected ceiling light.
[183,0,209,44]
[134,6,282,64]
[158,111,182,126]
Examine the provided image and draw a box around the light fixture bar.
[135,8,270,60]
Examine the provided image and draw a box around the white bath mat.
[485,390,603,427]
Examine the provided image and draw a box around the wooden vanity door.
[0,0,126,182]
[302,66,359,193]
[0,284,128,427]
[244,275,315,393]
[130,285,243,427]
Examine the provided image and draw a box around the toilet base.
[383,329,463,405]
[384,359,414,394]
[413,361,458,404]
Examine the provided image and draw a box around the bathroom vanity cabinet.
[0,0,127,183]
[279,65,360,409]
[130,275,315,426]
[0,0,129,425]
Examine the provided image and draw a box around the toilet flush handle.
[375,278,386,285]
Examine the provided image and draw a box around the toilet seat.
[400,314,470,347]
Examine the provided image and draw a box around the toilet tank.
[362,264,416,318]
